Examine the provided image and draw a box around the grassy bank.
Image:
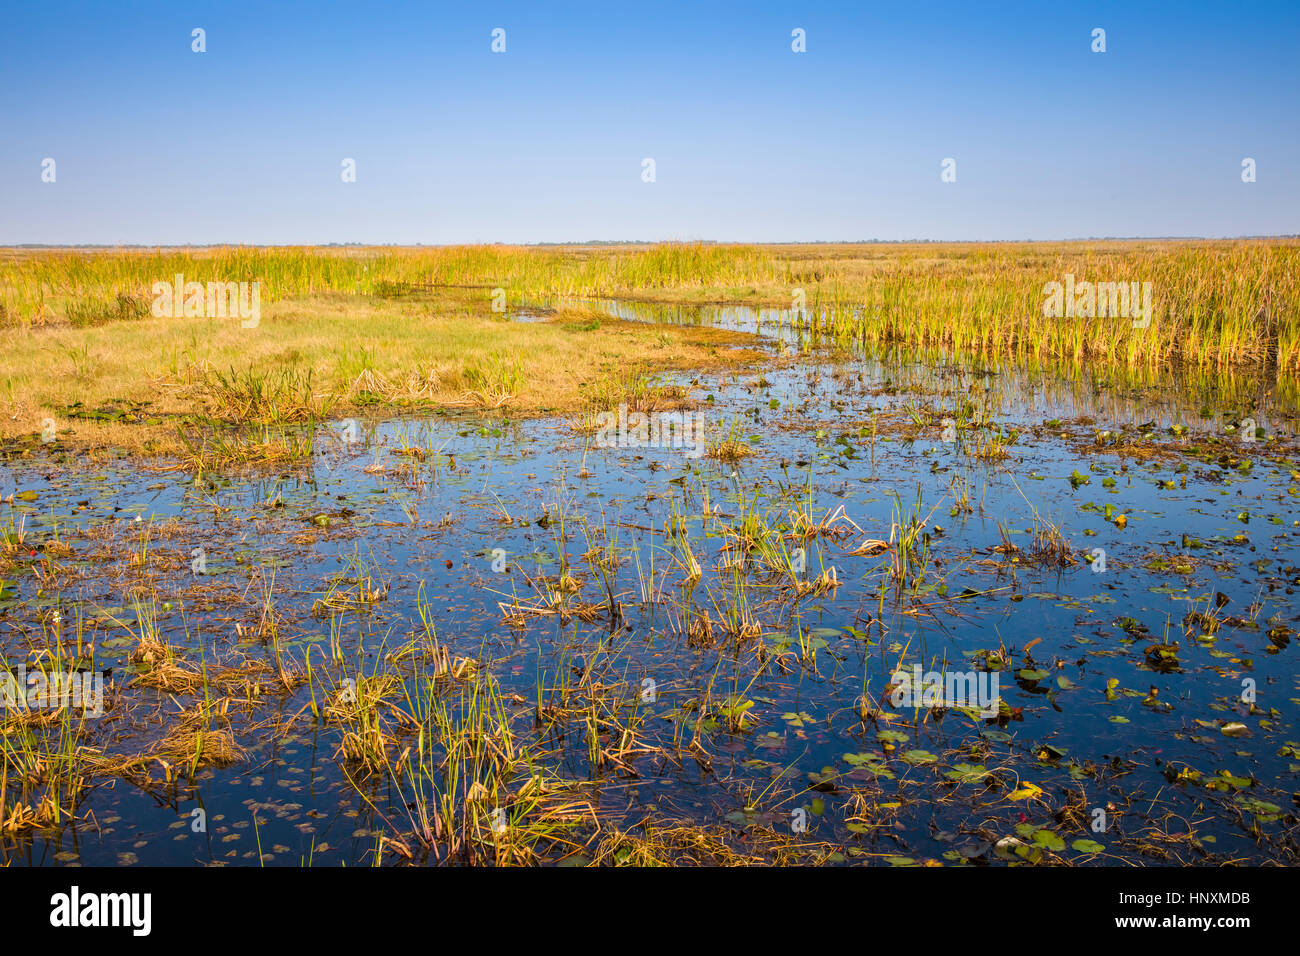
[1,240,1296,458]
[5,240,1298,367]
[0,285,759,459]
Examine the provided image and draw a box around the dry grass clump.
[993,518,1077,568]
[498,591,603,627]
[151,707,247,770]
[346,367,443,403]
[707,439,754,463]
[129,635,289,697]
[0,787,84,836]
[193,363,332,424]
[589,823,830,866]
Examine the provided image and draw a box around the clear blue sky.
[1,1,1296,244]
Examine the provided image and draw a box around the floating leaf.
[900,749,937,765]
[1031,829,1065,851]
[1008,783,1043,801]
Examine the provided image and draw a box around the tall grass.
[3,239,1297,375]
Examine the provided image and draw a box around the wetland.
[2,242,1298,866]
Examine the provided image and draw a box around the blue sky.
[1,1,1296,243]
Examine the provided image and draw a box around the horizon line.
[4,235,1299,250]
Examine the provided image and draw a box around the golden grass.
[0,288,758,457]
[2,240,1296,459]
[150,707,247,770]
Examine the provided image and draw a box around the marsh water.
[3,299,1299,865]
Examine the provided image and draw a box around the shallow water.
[3,301,1299,866]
